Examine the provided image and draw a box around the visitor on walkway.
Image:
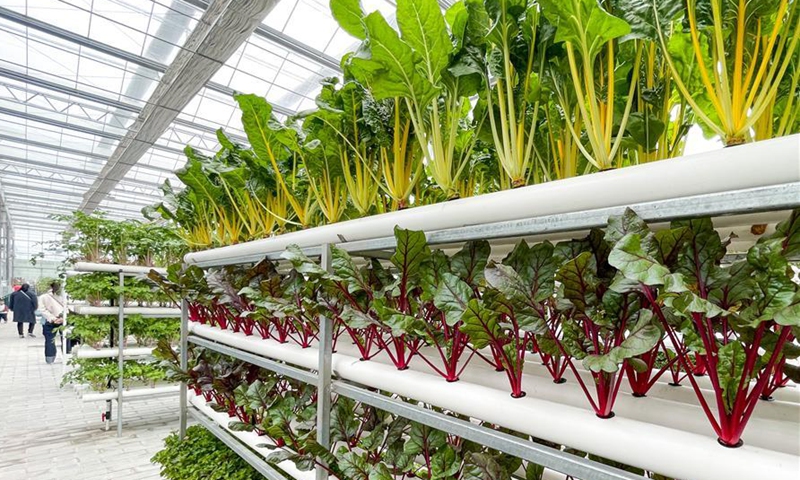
[39,282,65,364]
[8,284,38,338]
[0,298,7,323]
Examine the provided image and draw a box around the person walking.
[8,283,38,338]
[39,282,65,364]
[0,297,8,323]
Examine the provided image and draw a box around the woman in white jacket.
[39,282,65,364]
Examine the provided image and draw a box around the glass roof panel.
[0,0,410,244]
[278,1,339,52]
[0,79,138,136]
[0,0,92,35]
[0,17,164,106]
[0,112,119,155]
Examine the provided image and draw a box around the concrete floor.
[0,321,178,479]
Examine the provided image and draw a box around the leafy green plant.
[67,315,114,348]
[338,0,485,198]
[152,426,269,480]
[61,357,166,391]
[648,0,800,145]
[610,208,800,446]
[478,0,548,187]
[540,0,642,170]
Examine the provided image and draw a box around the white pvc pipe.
[188,392,314,480]
[72,262,167,275]
[69,306,181,317]
[81,385,180,402]
[339,342,798,452]
[72,347,154,359]
[185,135,800,265]
[518,355,800,412]
[189,323,799,480]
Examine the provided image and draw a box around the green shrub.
[152,426,270,480]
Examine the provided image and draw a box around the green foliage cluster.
[38,210,184,266]
[65,273,171,306]
[152,426,267,480]
[61,358,166,392]
[188,208,799,447]
[166,347,563,480]
[148,0,799,249]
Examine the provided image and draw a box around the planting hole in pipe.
[718,438,744,449]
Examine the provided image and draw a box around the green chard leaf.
[451,240,491,285]
[331,246,369,293]
[433,272,474,326]
[462,452,511,480]
[775,293,800,327]
[539,0,631,57]
[350,12,436,102]
[604,208,651,246]
[330,0,366,40]
[390,226,431,285]
[556,251,599,312]
[460,297,501,349]
[615,0,683,40]
[281,245,327,277]
[608,233,670,286]
[716,342,746,413]
[396,0,453,83]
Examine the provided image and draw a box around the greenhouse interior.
[0,0,798,479]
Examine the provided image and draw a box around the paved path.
[0,322,179,479]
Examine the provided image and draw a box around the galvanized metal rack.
[178,182,800,480]
[68,263,181,436]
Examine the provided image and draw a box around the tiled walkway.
[0,321,178,479]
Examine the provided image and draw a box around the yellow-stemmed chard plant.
[332,0,485,199]
[650,0,800,145]
[236,94,318,229]
[540,0,642,171]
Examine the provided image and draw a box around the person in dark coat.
[8,283,38,338]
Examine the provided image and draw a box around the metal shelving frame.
[178,182,800,480]
[69,263,181,436]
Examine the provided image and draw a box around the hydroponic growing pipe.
[188,322,799,480]
[185,135,800,267]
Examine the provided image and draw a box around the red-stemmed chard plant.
[610,209,800,447]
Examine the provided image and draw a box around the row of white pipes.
[185,135,800,265]
[82,385,180,402]
[189,322,799,480]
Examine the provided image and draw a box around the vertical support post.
[60,287,68,367]
[117,270,124,437]
[179,296,189,440]
[315,244,333,480]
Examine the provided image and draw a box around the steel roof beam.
[0,105,192,157]
[181,0,341,72]
[0,5,294,117]
[80,0,280,212]
[1,178,156,204]
[0,134,177,175]
[0,154,169,191]
[0,67,250,144]
[0,105,120,140]
[0,6,165,73]
[0,65,139,113]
